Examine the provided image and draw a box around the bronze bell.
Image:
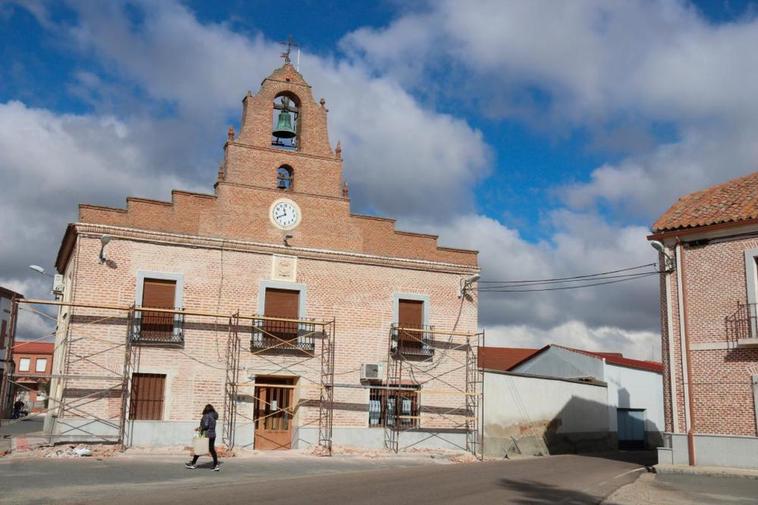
[273,98,297,139]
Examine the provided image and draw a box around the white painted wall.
[484,371,609,435]
[604,363,664,435]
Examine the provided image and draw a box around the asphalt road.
[0,414,44,436]
[0,452,648,505]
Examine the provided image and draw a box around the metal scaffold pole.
[222,312,240,449]
[383,324,484,459]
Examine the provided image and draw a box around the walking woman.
[186,404,221,471]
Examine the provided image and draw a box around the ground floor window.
[369,387,419,428]
[129,373,166,420]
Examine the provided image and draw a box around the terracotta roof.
[480,344,663,374]
[652,171,758,233]
[0,286,23,299]
[478,347,540,371]
[555,346,663,374]
[12,342,54,355]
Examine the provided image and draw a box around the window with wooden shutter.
[398,299,424,348]
[129,373,166,420]
[140,279,176,343]
[263,288,299,343]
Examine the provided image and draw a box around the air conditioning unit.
[52,274,65,296]
[360,363,384,382]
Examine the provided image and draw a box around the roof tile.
[653,171,758,232]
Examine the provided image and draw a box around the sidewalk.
[605,468,758,504]
[655,463,758,479]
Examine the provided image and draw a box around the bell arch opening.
[272,92,300,150]
[276,165,294,191]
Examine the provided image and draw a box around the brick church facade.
[49,61,480,451]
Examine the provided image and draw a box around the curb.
[655,464,758,480]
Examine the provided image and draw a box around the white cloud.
[0,101,188,296]
[8,0,721,358]
[485,321,660,362]
[420,213,659,332]
[345,0,758,219]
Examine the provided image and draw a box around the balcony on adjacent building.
[725,302,758,347]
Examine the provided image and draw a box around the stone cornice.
[67,223,480,275]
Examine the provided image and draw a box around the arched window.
[277,166,293,191]
[272,94,299,149]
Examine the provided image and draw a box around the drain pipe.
[662,245,679,433]
[675,241,696,465]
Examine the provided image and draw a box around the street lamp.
[29,265,53,278]
[649,240,675,273]
[460,273,480,298]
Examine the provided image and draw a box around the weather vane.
[279,35,299,65]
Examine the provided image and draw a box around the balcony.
[725,302,758,347]
[391,324,435,359]
[130,310,184,347]
[251,317,317,354]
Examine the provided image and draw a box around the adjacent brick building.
[0,286,22,413]
[48,61,480,451]
[11,342,53,412]
[650,172,758,468]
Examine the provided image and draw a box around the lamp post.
[28,265,53,278]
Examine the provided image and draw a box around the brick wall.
[661,235,758,437]
[58,233,477,432]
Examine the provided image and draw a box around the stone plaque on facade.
[272,254,297,282]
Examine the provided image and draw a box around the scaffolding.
[1,299,135,448]
[2,296,480,458]
[1,298,335,454]
[383,324,484,459]
[223,314,335,454]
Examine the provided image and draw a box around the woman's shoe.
[185,462,196,469]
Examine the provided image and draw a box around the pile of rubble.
[26,444,120,459]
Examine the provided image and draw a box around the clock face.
[270,198,301,230]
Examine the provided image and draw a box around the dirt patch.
[304,444,480,463]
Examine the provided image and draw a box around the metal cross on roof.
[279,35,299,64]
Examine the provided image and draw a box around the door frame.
[253,376,298,450]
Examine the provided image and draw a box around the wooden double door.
[253,377,296,450]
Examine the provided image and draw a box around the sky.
[2,0,758,359]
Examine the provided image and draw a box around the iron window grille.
[130,309,184,347]
[390,324,435,358]
[369,387,419,428]
[251,317,317,353]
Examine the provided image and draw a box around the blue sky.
[2,1,758,357]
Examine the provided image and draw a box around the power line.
[478,271,658,293]
[478,270,661,290]
[479,263,657,286]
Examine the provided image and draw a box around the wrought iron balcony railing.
[725,302,758,347]
[251,317,317,354]
[390,324,435,358]
[130,309,184,347]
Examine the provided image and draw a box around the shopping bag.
[192,434,208,455]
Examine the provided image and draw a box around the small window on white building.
[19,358,30,372]
[35,358,47,373]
